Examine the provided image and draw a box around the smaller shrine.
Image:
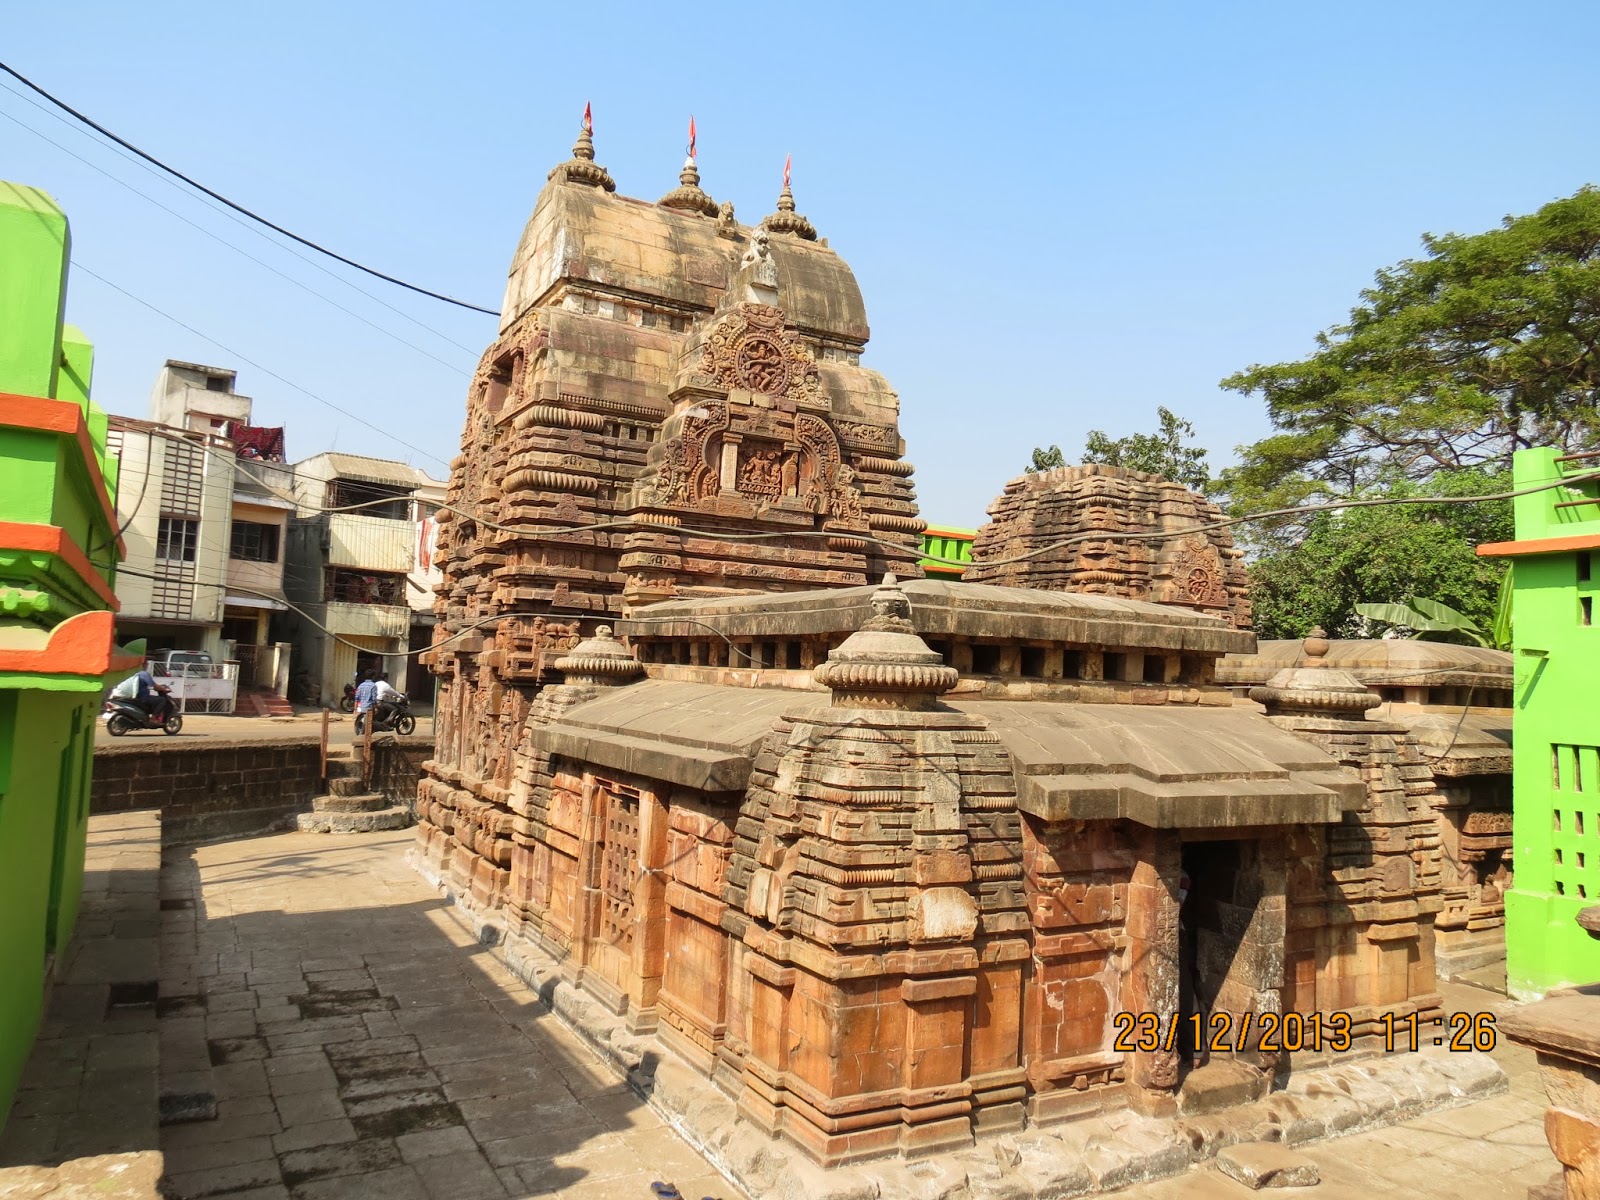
[1220,637,1514,981]
[965,464,1253,629]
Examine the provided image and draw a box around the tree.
[1246,467,1512,640]
[1353,597,1495,648]
[1220,186,1600,520]
[1025,445,1065,473]
[1081,406,1211,491]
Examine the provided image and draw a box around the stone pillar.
[1125,827,1182,1116]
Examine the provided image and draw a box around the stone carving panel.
[698,304,820,401]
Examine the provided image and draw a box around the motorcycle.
[103,687,183,737]
[370,692,416,736]
[338,682,356,713]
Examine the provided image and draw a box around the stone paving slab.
[2,816,1564,1200]
[0,810,164,1196]
[154,826,738,1200]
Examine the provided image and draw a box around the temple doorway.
[1178,837,1284,1072]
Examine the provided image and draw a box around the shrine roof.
[621,578,1254,656]
[962,700,1364,828]
[530,679,1361,826]
[501,180,871,343]
[1387,710,1512,776]
[1217,638,1512,688]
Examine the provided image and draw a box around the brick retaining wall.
[91,735,433,844]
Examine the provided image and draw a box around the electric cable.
[0,76,483,357]
[71,260,452,470]
[0,59,500,316]
[230,459,1600,570]
[0,105,475,374]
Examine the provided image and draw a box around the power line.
[0,59,501,317]
[72,260,452,471]
[0,106,475,376]
[0,81,484,359]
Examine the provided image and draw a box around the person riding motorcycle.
[371,673,405,729]
[112,667,172,721]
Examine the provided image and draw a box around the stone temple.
[416,119,1504,1196]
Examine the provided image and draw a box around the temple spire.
[761,154,818,241]
[548,102,615,192]
[659,115,718,217]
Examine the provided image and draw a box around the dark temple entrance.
[1177,835,1287,1106]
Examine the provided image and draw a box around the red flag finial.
[688,115,697,160]
[582,102,592,135]
[783,153,792,190]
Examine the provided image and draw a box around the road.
[94,710,434,747]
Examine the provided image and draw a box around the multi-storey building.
[284,452,443,704]
[1479,446,1600,997]
[108,362,292,707]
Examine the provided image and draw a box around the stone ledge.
[413,853,1507,1200]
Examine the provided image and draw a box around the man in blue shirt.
[353,671,378,734]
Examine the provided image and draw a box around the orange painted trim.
[0,521,119,609]
[0,392,125,557]
[0,609,122,676]
[921,525,977,540]
[1477,532,1600,558]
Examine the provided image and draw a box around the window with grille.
[324,567,405,606]
[326,478,409,520]
[156,517,199,562]
[598,781,641,950]
[229,521,280,563]
[160,438,204,517]
[1552,744,1599,901]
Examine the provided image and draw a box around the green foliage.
[1220,186,1600,524]
[1082,406,1211,491]
[1353,597,1491,647]
[1026,445,1066,473]
[1247,468,1512,639]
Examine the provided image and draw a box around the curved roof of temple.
[964,464,1253,630]
[429,123,924,644]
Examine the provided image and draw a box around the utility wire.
[0,59,500,316]
[72,260,452,471]
[0,106,474,375]
[0,77,483,357]
[229,463,1600,570]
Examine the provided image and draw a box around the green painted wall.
[0,691,93,1114]
[0,182,69,401]
[1502,446,1600,998]
[0,180,118,1127]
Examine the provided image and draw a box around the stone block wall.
[92,736,433,844]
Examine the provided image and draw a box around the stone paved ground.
[157,826,737,1200]
[1121,977,1558,1198]
[0,817,1567,1200]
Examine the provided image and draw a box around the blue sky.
[6,1,1600,523]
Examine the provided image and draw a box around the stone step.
[329,777,370,797]
[296,806,413,834]
[311,793,389,814]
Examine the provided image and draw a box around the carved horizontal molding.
[856,456,914,477]
[559,392,668,422]
[503,468,599,495]
[866,513,928,534]
[512,404,606,432]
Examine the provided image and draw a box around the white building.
[283,453,445,705]
[107,361,292,706]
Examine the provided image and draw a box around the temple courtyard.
[0,814,1563,1199]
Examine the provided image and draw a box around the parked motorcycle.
[370,692,416,736]
[338,682,356,713]
[103,687,183,737]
